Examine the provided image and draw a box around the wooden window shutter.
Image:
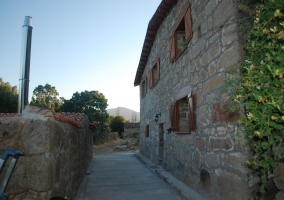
[145,77,148,93]
[148,70,153,89]
[169,34,176,62]
[185,7,193,42]
[187,93,195,131]
[170,101,179,131]
[157,58,160,80]
[145,125,149,137]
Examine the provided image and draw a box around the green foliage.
[30,84,63,112]
[0,78,18,113]
[107,115,115,123]
[61,90,109,125]
[230,0,284,196]
[109,115,126,137]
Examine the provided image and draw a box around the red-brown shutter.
[169,34,176,62]
[145,77,148,93]
[170,101,179,131]
[157,58,160,80]
[187,94,195,131]
[145,125,149,137]
[185,7,193,42]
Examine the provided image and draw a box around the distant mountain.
[107,107,140,122]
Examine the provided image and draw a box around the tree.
[0,78,18,113]
[107,115,115,123]
[61,90,109,125]
[109,115,126,138]
[30,84,63,112]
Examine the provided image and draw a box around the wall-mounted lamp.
[154,112,161,123]
[167,128,172,134]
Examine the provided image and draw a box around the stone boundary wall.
[139,0,252,199]
[124,123,140,130]
[0,106,92,199]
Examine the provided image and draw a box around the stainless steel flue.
[18,16,33,113]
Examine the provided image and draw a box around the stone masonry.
[0,106,93,199]
[136,0,253,199]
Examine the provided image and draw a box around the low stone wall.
[0,107,92,200]
[124,123,140,129]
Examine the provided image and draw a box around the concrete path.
[75,151,181,200]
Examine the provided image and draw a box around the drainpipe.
[18,16,33,113]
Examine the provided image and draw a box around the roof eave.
[134,0,177,86]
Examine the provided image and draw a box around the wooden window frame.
[169,2,193,62]
[145,124,149,137]
[140,76,147,98]
[170,88,195,133]
[149,57,160,89]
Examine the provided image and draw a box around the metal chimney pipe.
[18,16,33,113]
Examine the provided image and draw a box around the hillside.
[107,107,140,122]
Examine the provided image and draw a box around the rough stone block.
[199,68,209,82]
[276,191,284,200]
[213,169,249,200]
[209,136,233,151]
[193,91,202,107]
[217,126,226,135]
[226,124,234,132]
[204,152,220,168]
[26,155,53,191]
[217,42,241,72]
[226,152,248,173]
[184,164,200,187]
[274,164,284,191]
[222,23,238,46]
[198,105,209,126]
[200,41,220,66]
[202,73,226,96]
[190,37,205,59]
[212,101,240,123]
[22,119,50,155]
[213,0,237,28]
[192,149,201,168]
[196,137,206,149]
[204,0,218,16]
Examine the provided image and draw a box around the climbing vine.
[231,0,284,197]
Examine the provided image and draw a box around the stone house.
[134,0,251,199]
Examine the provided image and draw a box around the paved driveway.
[76,151,181,200]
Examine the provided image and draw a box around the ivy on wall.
[234,0,284,196]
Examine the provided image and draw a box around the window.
[145,124,149,137]
[170,87,195,133]
[169,2,192,62]
[149,57,160,89]
[140,76,147,98]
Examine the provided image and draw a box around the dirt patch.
[93,137,139,155]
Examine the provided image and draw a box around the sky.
[0,0,161,112]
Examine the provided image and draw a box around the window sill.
[176,131,191,134]
[150,81,160,89]
[175,47,188,62]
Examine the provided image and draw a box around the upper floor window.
[149,57,160,89]
[140,76,147,98]
[169,2,192,62]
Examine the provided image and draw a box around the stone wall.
[0,106,92,199]
[139,0,252,199]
